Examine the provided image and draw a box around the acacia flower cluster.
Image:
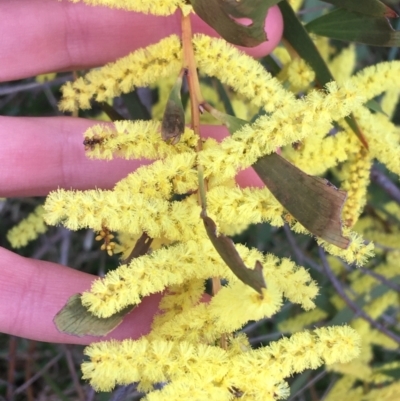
[83,326,360,396]
[7,205,47,248]
[8,0,400,399]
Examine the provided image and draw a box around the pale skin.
[0,0,283,344]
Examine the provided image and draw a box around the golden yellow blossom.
[341,147,372,228]
[284,127,360,175]
[324,376,362,401]
[329,44,356,83]
[200,80,366,183]
[286,58,315,92]
[82,326,360,394]
[381,88,400,119]
[350,61,400,101]
[7,206,47,248]
[59,35,182,111]
[354,106,400,176]
[81,239,318,319]
[318,228,375,266]
[37,2,400,398]
[83,121,197,160]
[288,0,304,12]
[193,34,296,113]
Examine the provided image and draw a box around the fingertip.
[235,167,265,188]
[103,293,163,342]
[263,5,284,54]
[0,244,163,344]
[242,5,284,58]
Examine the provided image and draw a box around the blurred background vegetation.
[1,0,400,400]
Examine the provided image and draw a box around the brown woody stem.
[181,11,224,342]
[181,12,208,210]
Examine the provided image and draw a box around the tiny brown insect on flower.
[83,135,103,151]
[292,140,303,150]
[229,386,244,398]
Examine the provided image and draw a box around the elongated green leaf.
[253,154,350,248]
[344,115,368,149]
[278,1,332,85]
[278,1,368,148]
[306,8,400,46]
[213,78,236,117]
[202,212,267,294]
[189,0,280,47]
[54,294,136,337]
[204,104,248,134]
[161,71,185,145]
[322,0,398,18]
[365,99,387,116]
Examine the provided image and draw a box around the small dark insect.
[229,386,244,398]
[161,103,185,145]
[83,135,103,151]
[292,140,303,150]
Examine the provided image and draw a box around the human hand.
[0,0,283,344]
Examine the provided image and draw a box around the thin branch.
[181,10,225,346]
[0,75,71,96]
[7,336,17,400]
[283,224,305,265]
[25,340,37,401]
[43,86,62,114]
[62,345,85,401]
[282,225,323,273]
[371,167,400,204]
[288,370,327,401]
[381,313,400,328]
[109,384,140,401]
[14,353,63,395]
[358,266,400,293]
[31,228,65,260]
[59,228,71,266]
[181,12,206,208]
[181,17,207,214]
[0,92,18,109]
[241,317,271,335]
[319,247,400,344]
[249,331,283,345]
[85,387,96,401]
[320,376,338,401]
[181,13,202,138]
[303,255,323,273]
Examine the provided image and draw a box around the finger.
[0,116,263,197]
[0,246,163,344]
[0,116,149,197]
[0,0,283,81]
